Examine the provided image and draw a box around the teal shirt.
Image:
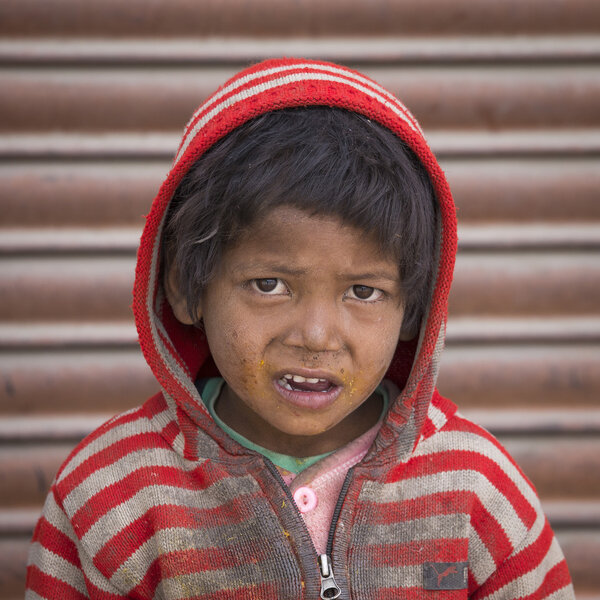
[197,378,388,474]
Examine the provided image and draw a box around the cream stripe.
[177,62,418,163]
[541,586,575,600]
[354,513,466,545]
[353,564,422,592]
[27,542,89,596]
[110,524,281,594]
[427,402,448,431]
[413,429,540,508]
[175,70,418,164]
[152,563,283,600]
[39,492,78,543]
[480,537,565,600]
[81,474,258,550]
[63,447,182,513]
[56,406,170,482]
[468,522,497,586]
[360,470,527,548]
[78,548,123,594]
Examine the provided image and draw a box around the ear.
[164,265,199,325]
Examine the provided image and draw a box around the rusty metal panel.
[2,66,600,131]
[1,0,599,37]
[0,0,598,596]
[439,345,600,408]
[444,158,600,223]
[2,251,598,320]
[0,350,155,414]
[0,163,163,227]
[2,159,599,228]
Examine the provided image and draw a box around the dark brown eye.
[255,278,278,292]
[352,285,375,300]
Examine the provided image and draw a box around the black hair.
[163,106,437,337]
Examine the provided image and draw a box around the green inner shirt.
[198,377,388,474]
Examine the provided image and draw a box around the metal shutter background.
[1,1,599,597]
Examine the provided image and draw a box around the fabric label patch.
[423,562,468,590]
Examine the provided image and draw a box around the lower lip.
[273,380,343,411]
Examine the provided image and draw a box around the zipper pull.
[319,554,341,599]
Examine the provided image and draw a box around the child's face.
[169,206,407,456]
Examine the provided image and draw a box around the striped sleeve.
[26,487,126,600]
[440,408,574,599]
[472,517,573,600]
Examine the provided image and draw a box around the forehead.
[223,206,398,277]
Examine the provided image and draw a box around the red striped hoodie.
[26,58,574,600]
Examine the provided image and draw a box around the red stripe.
[362,489,513,564]
[129,547,273,599]
[55,406,147,480]
[447,415,537,491]
[143,391,169,419]
[82,574,128,600]
[517,561,573,600]
[472,519,557,598]
[94,498,260,577]
[375,587,466,600]
[356,538,467,566]
[56,430,170,499]
[72,463,238,536]
[387,449,538,528]
[26,566,88,600]
[32,516,81,567]
[181,62,417,153]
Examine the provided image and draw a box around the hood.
[132,58,457,462]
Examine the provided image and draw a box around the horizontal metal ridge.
[2,252,599,320]
[1,318,599,350]
[2,36,600,65]
[2,66,599,132]
[0,227,142,254]
[0,322,138,349]
[2,224,599,255]
[3,159,599,228]
[1,130,599,161]
[0,133,179,160]
[0,414,109,442]
[458,224,600,250]
[1,409,600,442]
[461,408,600,435]
[1,0,599,36]
[446,317,600,344]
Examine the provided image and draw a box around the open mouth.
[277,373,336,393]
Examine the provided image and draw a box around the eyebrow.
[232,262,399,282]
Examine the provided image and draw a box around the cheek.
[206,318,268,389]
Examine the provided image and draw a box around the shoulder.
[51,393,187,517]
[411,391,559,589]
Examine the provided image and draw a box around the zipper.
[264,458,354,599]
[318,554,341,599]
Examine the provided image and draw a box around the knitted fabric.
[26,58,573,599]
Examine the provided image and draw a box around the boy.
[26,58,574,599]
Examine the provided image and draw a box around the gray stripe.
[353,513,468,546]
[81,473,259,551]
[351,565,422,594]
[358,470,526,547]
[27,542,88,596]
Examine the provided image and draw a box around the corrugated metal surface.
[1,1,599,597]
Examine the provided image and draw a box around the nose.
[283,298,344,354]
